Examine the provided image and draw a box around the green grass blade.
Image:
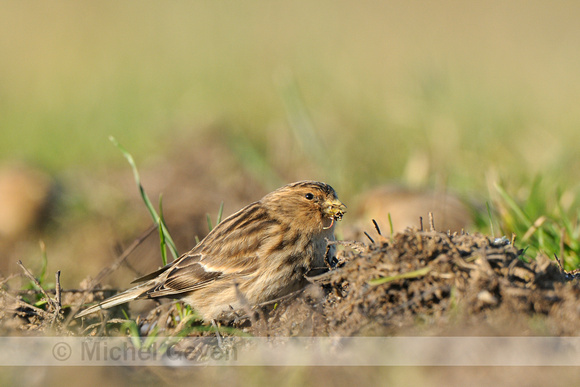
[109,136,178,261]
[495,183,532,228]
[206,201,225,232]
[486,201,495,238]
[38,241,48,286]
[120,310,141,347]
[158,195,168,266]
[388,213,394,237]
[206,214,213,232]
[143,325,159,349]
[216,201,224,224]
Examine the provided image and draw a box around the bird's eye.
[305,193,314,200]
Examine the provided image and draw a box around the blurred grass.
[493,178,580,269]
[2,1,580,266]
[2,1,580,182]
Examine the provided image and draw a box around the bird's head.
[262,181,346,232]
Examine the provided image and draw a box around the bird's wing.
[136,200,271,298]
[137,251,260,299]
[75,251,255,317]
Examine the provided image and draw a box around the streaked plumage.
[76,181,346,321]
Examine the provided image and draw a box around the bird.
[76,180,346,321]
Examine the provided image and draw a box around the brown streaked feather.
[163,264,222,290]
[130,263,174,284]
[133,252,261,300]
[130,203,267,285]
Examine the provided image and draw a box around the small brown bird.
[76,181,346,321]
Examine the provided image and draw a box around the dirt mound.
[258,227,577,337]
[2,226,579,338]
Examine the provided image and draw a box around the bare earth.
[2,224,578,338]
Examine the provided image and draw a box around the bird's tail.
[75,283,151,318]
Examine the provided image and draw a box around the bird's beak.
[323,199,347,221]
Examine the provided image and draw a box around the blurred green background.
[3,1,580,192]
[2,1,580,276]
[3,3,580,383]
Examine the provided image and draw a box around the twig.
[50,270,62,326]
[55,271,62,311]
[81,319,128,335]
[323,243,334,269]
[1,290,52,319]
[327,239,366,252]
[0,273,19,287]
[66,224,157,327]
[16,260,58,312]
[17,288,118,295]
[368,267,431,286]
[372,219,382,236]
[50,270,63,327]
[428,212,435,232]
[104,318,132,324]
[522,216,547,241]
[554,254,580,280]
[363,232,374,244]
[305,269,335,285]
